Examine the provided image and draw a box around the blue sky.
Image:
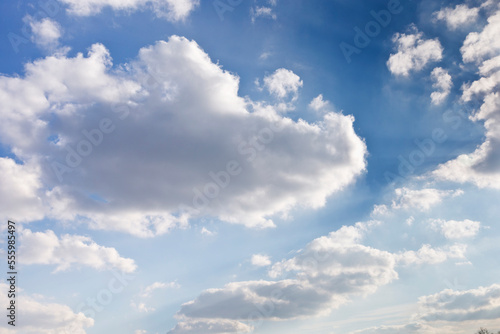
[1,0,500,333]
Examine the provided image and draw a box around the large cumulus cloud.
[0,35,367,236]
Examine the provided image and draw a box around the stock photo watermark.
[213,0,244,21]
[384,105,470,185]
[177,118,285,217]
[340,0,404,64]
[7,0,61,53]
[75,269,135,319]
[6,220,17,327]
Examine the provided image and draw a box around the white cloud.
[251,254,271,267]
[396,244,467,265]
[0,283,94,333]
[353,284,500,334]
[201,227,215,236]
[263,68,303,100]
[58,0,199,21]
[371,204,389,216]
[406,216,415,226]
[27,17,62,51]
[20,229,137,273]
[251,6,277,22]
[135,330,148,334]
[168,319,253,334]
[479,54,500,75]
[433,8,500,189]
[0,158,45,223]
[168,221,472,332]
[433,4,480,30]
[0,36,366,236]
[170,223,397,330]
[429,219,481,239]
[416,284,500,323]
[430,67,452,105]
[461,8,500,63]
[308,94,331,112]
[141,281,179,298]
[387,27,443,77]
[390,188,463,211]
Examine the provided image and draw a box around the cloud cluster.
[20,229,137,272]
[396,243,467,265]
[429,219,481,239]
[167,222,468,333]
[0,283,94,333]
[353,283,500,334]
[168,224,398,333]
[0,36,367,236]
[389,188,463,211]
[433,4,479,30]
[461,8,500,63]
[433,6,500,189]
[416,284,500,323]
[387,27,443,77]
[57,0,199,21]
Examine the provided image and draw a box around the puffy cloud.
[462,54,500,102]
[263,68,303,100]
[353,284,500,334]
[390,188,463,211]
[433,8,500,189]
[20,229,137,273]
[416,284,500,322]
[387,27,443,77]
[0,283,94,333]
[168,221,471,333]
[432,93,500,189]
[57,0,199,21]
[0,36,367,236]
[251,254,271,267]
[396,244,467,265]
[168,319,253,334]
[461,7,500,63]
[308,94,331,113]
[433,4,479,30]
[0,158,45,223]
[430,67,452,105]
[168,223,398,332]
[429,219,481,239]
[26,17,62,51]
